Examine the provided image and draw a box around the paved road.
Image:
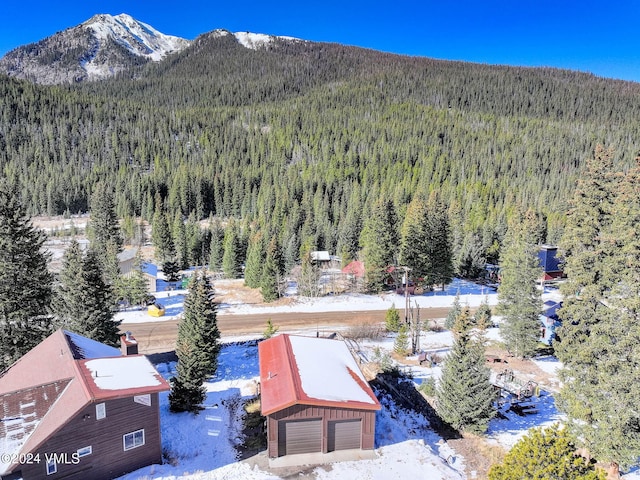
[121,307,452,354]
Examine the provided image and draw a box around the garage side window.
[123,429,145,451]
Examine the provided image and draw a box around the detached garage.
[259,334,381,461]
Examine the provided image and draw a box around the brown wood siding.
[18,393,162,480]
[266,404,376,457]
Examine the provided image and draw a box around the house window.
[123,429,145,451]
[77,446,92,457]
[96,402,106,420]
[46,458,57,475]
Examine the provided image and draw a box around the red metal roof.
[259,334,380,416]
[0,330,169,475]
[341,260,365,278]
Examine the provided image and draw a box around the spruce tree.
[445,291,462,330]
[0,183,54,370]
[399,196,429,279]
[556,147,640,474]
[244,230,264,288]
[172,211,188,269]
[261,238,282,302]
[53,246,121,346]
[425,193,454,289]
[169,270,220,413]
[496,217,542,358]
[488,424,606,480]
[436,306,495,434]
[152,203,175,264]
[263,319,279,339]
[208,219,224,273]
[87,182,123,286]
[360,199,399,292]
[385,304,401,332]
[473,297,493,330]
[222,220,241,279]
[393,323,410,356]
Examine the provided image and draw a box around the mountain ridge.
[0,13,302,85]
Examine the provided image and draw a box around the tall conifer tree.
[496,216,542,358]
[169,270,220,413]
[0,183,54,370]
[556,146,640,474]
[53,245,121,346]
[436,306,495,434]
[360,199,398,292]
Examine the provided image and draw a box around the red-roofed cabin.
[0,330,169,480]
[259,334,380,462]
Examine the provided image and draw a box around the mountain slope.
[0,13,190,84]
[0,14,302,85]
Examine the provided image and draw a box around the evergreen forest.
[3,33,640,264]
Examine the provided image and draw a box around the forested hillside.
[3,31,640,263]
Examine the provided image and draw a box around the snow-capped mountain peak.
[83,13,190,61]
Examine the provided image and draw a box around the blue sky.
[3,1,640,82]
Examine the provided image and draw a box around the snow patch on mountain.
[84,13,190,61]
[233,31,300,50]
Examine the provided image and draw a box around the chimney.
[120,331,138,356]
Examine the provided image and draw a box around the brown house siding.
[16,393,162,480]
[267,404,376,458]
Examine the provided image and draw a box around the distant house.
[538,245,564,283]
[341,260,364,279]
[0,330,170,480]
[540,300,562,345]
[310,251,341,270]
[259,334,380,464]
[141,262,179,292]
[117,248,138,276]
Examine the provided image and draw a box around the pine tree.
[556,147,640,474]
[222,220,241,279]
[244,230,265,288]
[53,246,121,347]
[263,319,279,339]
[473,297,493,330]
[496,217,542,358]
[87,182,123,286]
[169,270,220,413]
[436,306,495,434]
[445,291,462,330]
[488,424,606,480]
[208,219,224,273]
[360,199,399,292]
[385,304,401,332]
[172,211,188,269]
[425,193,454,289]
[0,183,54,370]
[393,323,410,356]
[152,202,175,264]
[457,231,486,279]
[399,195,440,289]
[261,238,282,302]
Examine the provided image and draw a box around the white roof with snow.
[289,335,376,404]
[85,356,163,390]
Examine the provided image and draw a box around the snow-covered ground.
[114,280,638,479]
